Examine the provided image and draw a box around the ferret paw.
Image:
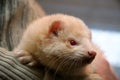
[85,74,103,80]
[13,50,37,66]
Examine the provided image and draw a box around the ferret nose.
[88,51,96,58]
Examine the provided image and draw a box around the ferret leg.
[13,50,37,66]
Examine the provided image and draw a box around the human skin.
[94,53,118,80]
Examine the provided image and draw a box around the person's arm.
[95,54,119,80]
[0,0,45,50]
[0,0,45,79]
[0,47,43,80]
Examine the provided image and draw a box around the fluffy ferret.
[14,14,103,80]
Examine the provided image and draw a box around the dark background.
[38,0,120,31]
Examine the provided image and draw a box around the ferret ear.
[49,20,63,36]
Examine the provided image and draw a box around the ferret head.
[35,14,96,73]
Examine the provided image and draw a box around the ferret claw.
[14,50,37,66]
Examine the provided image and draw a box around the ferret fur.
[14,14,103,80]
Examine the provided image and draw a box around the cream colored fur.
[14,14,103,80]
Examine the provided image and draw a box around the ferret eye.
[69,39,78,46]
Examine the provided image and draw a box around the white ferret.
[14,14,103,80]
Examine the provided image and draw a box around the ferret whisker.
[53,57,69,78]
[57,56,69,73]
[45,57,55,73]
[46,57,60,71]
[66,58,75,73]
[58,57,68,70]
[77,59,80,67]
[75,59,78,68]
[53,57,65,78]
[45,57,63,79]
[47,58,55,67]
[72,59,77,70]
[60,56,74,74]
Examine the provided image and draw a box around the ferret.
[13,14,103,80]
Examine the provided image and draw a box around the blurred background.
[38,0,120,78]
